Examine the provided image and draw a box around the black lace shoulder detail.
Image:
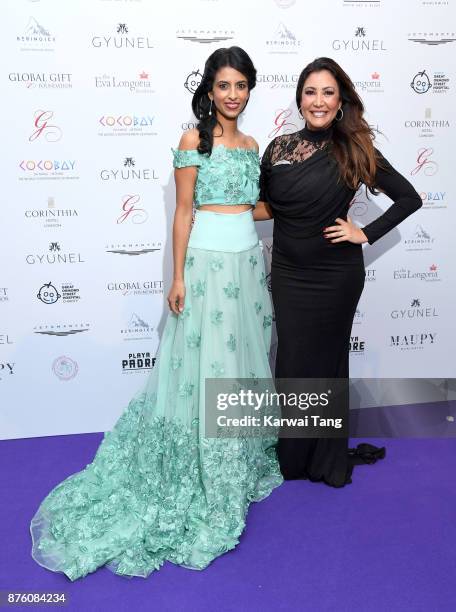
[265,130,330,165]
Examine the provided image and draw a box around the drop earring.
[209,99,213,116]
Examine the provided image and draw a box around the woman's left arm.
[324,149,422,245]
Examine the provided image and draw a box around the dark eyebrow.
[217,79,248,85]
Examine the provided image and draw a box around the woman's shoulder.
[177,128,200,151]
[241,133,259,153]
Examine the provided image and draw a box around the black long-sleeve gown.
[260,125,422,487]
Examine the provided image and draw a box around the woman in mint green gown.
[30,47,283,581]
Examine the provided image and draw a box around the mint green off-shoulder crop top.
[172,145,260,207]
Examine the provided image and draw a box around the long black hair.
[192,46,257,155]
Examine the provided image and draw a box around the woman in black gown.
[256,57,422,487]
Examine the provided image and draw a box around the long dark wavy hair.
[192,46,257,155]
[296,57,383,193]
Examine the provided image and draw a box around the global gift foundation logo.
[9,72,72,89]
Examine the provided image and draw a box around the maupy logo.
[184,69,202,94]
[268,109,298,139]
[117,194,148,224]
[411,148,438,176]
[29,110,62,142]
[0,362,14,380]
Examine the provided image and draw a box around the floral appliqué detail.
[209,256,224,272]
[210,310,224,325]
[178,382,194,398]
[263,315,273,329]
[254,302,262,315]
[249,255,258,269]
[170,356,183,370]
[211,362,225,377]
[191,280,206,298]
[223,282,240,299]
[179,306,191,320]
[186,331,201,349]
[259,272,267,288]
[185,255,194,269]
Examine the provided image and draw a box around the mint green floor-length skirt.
[30,209,283,581]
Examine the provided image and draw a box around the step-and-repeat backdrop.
[1,0,454,439]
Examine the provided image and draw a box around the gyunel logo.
[91,24,153,49]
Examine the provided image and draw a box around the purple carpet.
[1,433,455,611]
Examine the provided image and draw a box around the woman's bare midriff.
[198,204,254,214]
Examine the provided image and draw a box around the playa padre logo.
[408,31,456,45]
[17,17,55,52]
[419,191,446,210]
[410,70,450,94]
[100,157,158,181]
[52,356,78,381]
[26,242,85,265]
[390,298,438,320]
[36,281,81,304]
[265,23,303,54]
[105,241,162,256]
[28,110,62,142]
[9,72,72,89]
[19,159,78,181]
[98,114,156,137]
[25,197,79,229]
[122,352,155,373]
[107,280,164,296]
[349,335,365,355]
[184,69,203,94]
[332,26,387,52]
[176,28,235,44]
[389,332,437,351]
[34,323,90,337]
[91,23,153,49]
[94,71,154,95]
[353,71,383,94]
